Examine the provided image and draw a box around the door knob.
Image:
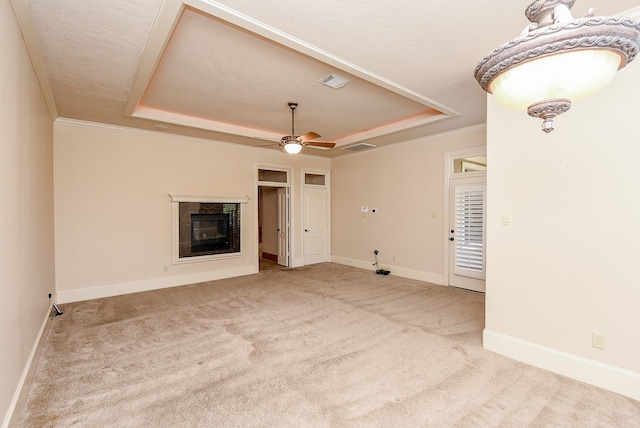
[305,229,309,232]
[449,237,454,241]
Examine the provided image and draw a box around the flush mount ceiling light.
[474,1,640,133]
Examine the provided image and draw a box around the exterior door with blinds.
[449,177,486,292]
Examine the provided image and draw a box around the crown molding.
[124,0,461,137]
[53,117,331,159]
[336,123,487,159]
[621,7,640,18]
[9,0,58,120]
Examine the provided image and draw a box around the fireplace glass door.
[178,202,241,259]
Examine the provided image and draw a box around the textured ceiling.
[13,0,640,157]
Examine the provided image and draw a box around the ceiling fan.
[279,102,335,154]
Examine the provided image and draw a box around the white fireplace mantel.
[169,194,250,204]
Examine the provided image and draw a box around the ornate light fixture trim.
[475,1,640,132]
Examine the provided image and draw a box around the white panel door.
[449,177,486,292]
[277,187,289,267]
[303,187,329,265]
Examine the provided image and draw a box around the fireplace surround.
[170,194,249,263]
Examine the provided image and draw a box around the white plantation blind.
[455,184,486,279]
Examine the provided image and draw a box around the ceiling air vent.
[319,73,350,89]
[342,143,376,152]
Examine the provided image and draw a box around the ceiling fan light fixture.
[278,102,335,154]
[281,135,302,154]
[319,73,350,89]
[283,142,302,154]
[474,0,640,133]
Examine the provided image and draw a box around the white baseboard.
[330,255,445,285]
[2,305,54,428]
[483,329,640,401]
[57,265,257,304]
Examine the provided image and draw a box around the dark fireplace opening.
[177,201,242,259]
[191,213,230,252]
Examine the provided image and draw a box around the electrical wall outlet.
[592,332,606,350]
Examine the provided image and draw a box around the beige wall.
[331,127,486,283]
[485,60,640,399]
[1,1,55,423]
[54,120,330,303]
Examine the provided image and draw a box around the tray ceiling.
[14,0,640,156]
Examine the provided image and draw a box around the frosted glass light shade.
[491,50,622,111]
[284,142,302,154]
[473,0,640,132]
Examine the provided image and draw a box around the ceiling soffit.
[125,0,460,148]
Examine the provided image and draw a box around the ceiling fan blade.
[305,141,336,148]
[298,131,321,142]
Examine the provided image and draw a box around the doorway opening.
[258,186,289,271]
[257,166,291,272]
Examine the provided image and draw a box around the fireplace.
[190,213,230,253]
[170,195,247,262]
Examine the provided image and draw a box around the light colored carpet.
[259,258,286,271]
[17,263,640,427]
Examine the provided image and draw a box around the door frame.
[276,187,290,266]
[448,177,486,292]
[301,168,331,265]
[256,163,292,269]
[443,147,486,288]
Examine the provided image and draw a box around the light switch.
[502,213,512,226]
[361,206,368,213]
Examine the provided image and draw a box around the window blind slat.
[454,184,485,274]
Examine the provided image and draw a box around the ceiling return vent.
[319,73,350,89]
[342,143,376,152]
